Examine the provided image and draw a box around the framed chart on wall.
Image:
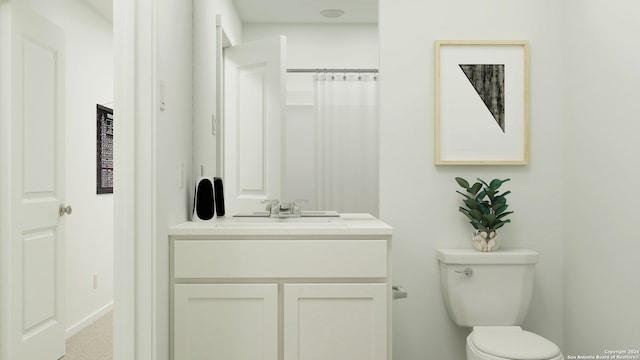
[435,40,530,165]
[96,104,113,194]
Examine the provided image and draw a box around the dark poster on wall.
[97,104,114,194]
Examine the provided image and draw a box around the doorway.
[16,0,115,357]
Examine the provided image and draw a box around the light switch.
[159,80,166,111]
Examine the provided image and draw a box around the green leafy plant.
[455,177,513,233]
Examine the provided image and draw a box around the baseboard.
[65,301,114,339]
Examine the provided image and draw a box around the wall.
[0,2,12,358]
[154,0,194,358]
[22,0,114,338]
[379,1,566,359]
[563,0,640,356]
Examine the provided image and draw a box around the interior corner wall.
[563,0,640,355]
[378,1,566,359]
[22,0,115,337]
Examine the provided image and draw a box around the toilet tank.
[437,249,539,327]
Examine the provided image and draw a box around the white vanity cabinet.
[169,214,392,360]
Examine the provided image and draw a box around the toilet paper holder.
[392,285,407,300]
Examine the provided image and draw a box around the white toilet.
[437,249,564,360]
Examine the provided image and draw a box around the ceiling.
[79,0,377,24]
[80,0,112,21]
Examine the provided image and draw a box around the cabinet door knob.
[59,204,73,216]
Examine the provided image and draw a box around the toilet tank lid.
[437,249,539,264]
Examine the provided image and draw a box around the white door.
[173,284,278,360]
[223,36,286,214]
[9,2,67,359]
[284,283,388,360]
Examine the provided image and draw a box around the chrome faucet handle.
[261,199,280,215]
[292,199,308,215]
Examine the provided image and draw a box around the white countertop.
[169,213,392,237]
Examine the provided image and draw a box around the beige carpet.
[63,311,112,360]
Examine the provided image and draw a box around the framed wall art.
[435,40,529,165]
[96,104,113,194]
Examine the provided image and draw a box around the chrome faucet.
[262,199,280,217]
[261,199,307,217]
[291,199,307,216]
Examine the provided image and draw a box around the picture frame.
[435,40,529,165]
[96,104,114,194]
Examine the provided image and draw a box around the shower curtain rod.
[287,68,378,73]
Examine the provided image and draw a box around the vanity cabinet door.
[283,283,388,360]
[173,284,278,360]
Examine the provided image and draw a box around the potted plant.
[455,177,513,252]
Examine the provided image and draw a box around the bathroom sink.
[300,210,340,217]
[233,210,340,218]
[215,222,347,228]
[221,212,346,227]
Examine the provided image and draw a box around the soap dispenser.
[192,166,216,222]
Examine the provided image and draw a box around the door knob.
[59,205,73,216]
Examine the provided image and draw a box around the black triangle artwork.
[459,64,506,133]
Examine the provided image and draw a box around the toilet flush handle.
[454,267,473,276]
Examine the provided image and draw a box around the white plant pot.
[472,229,501,252]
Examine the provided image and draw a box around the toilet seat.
[468,326,563,360]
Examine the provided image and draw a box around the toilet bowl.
[437,249,563,360]
[466,326,562,360]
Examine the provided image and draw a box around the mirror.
[226,0,380,216]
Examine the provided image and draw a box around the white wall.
[379,1,566,359]
[564,0,640,355]
[22,0,114,337]
[154,0,194,358]
[0,2,12,358]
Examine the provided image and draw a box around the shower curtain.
[314,72,379,216]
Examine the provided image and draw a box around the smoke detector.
[320,9,345,18]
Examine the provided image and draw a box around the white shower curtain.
[314,72,379,216]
